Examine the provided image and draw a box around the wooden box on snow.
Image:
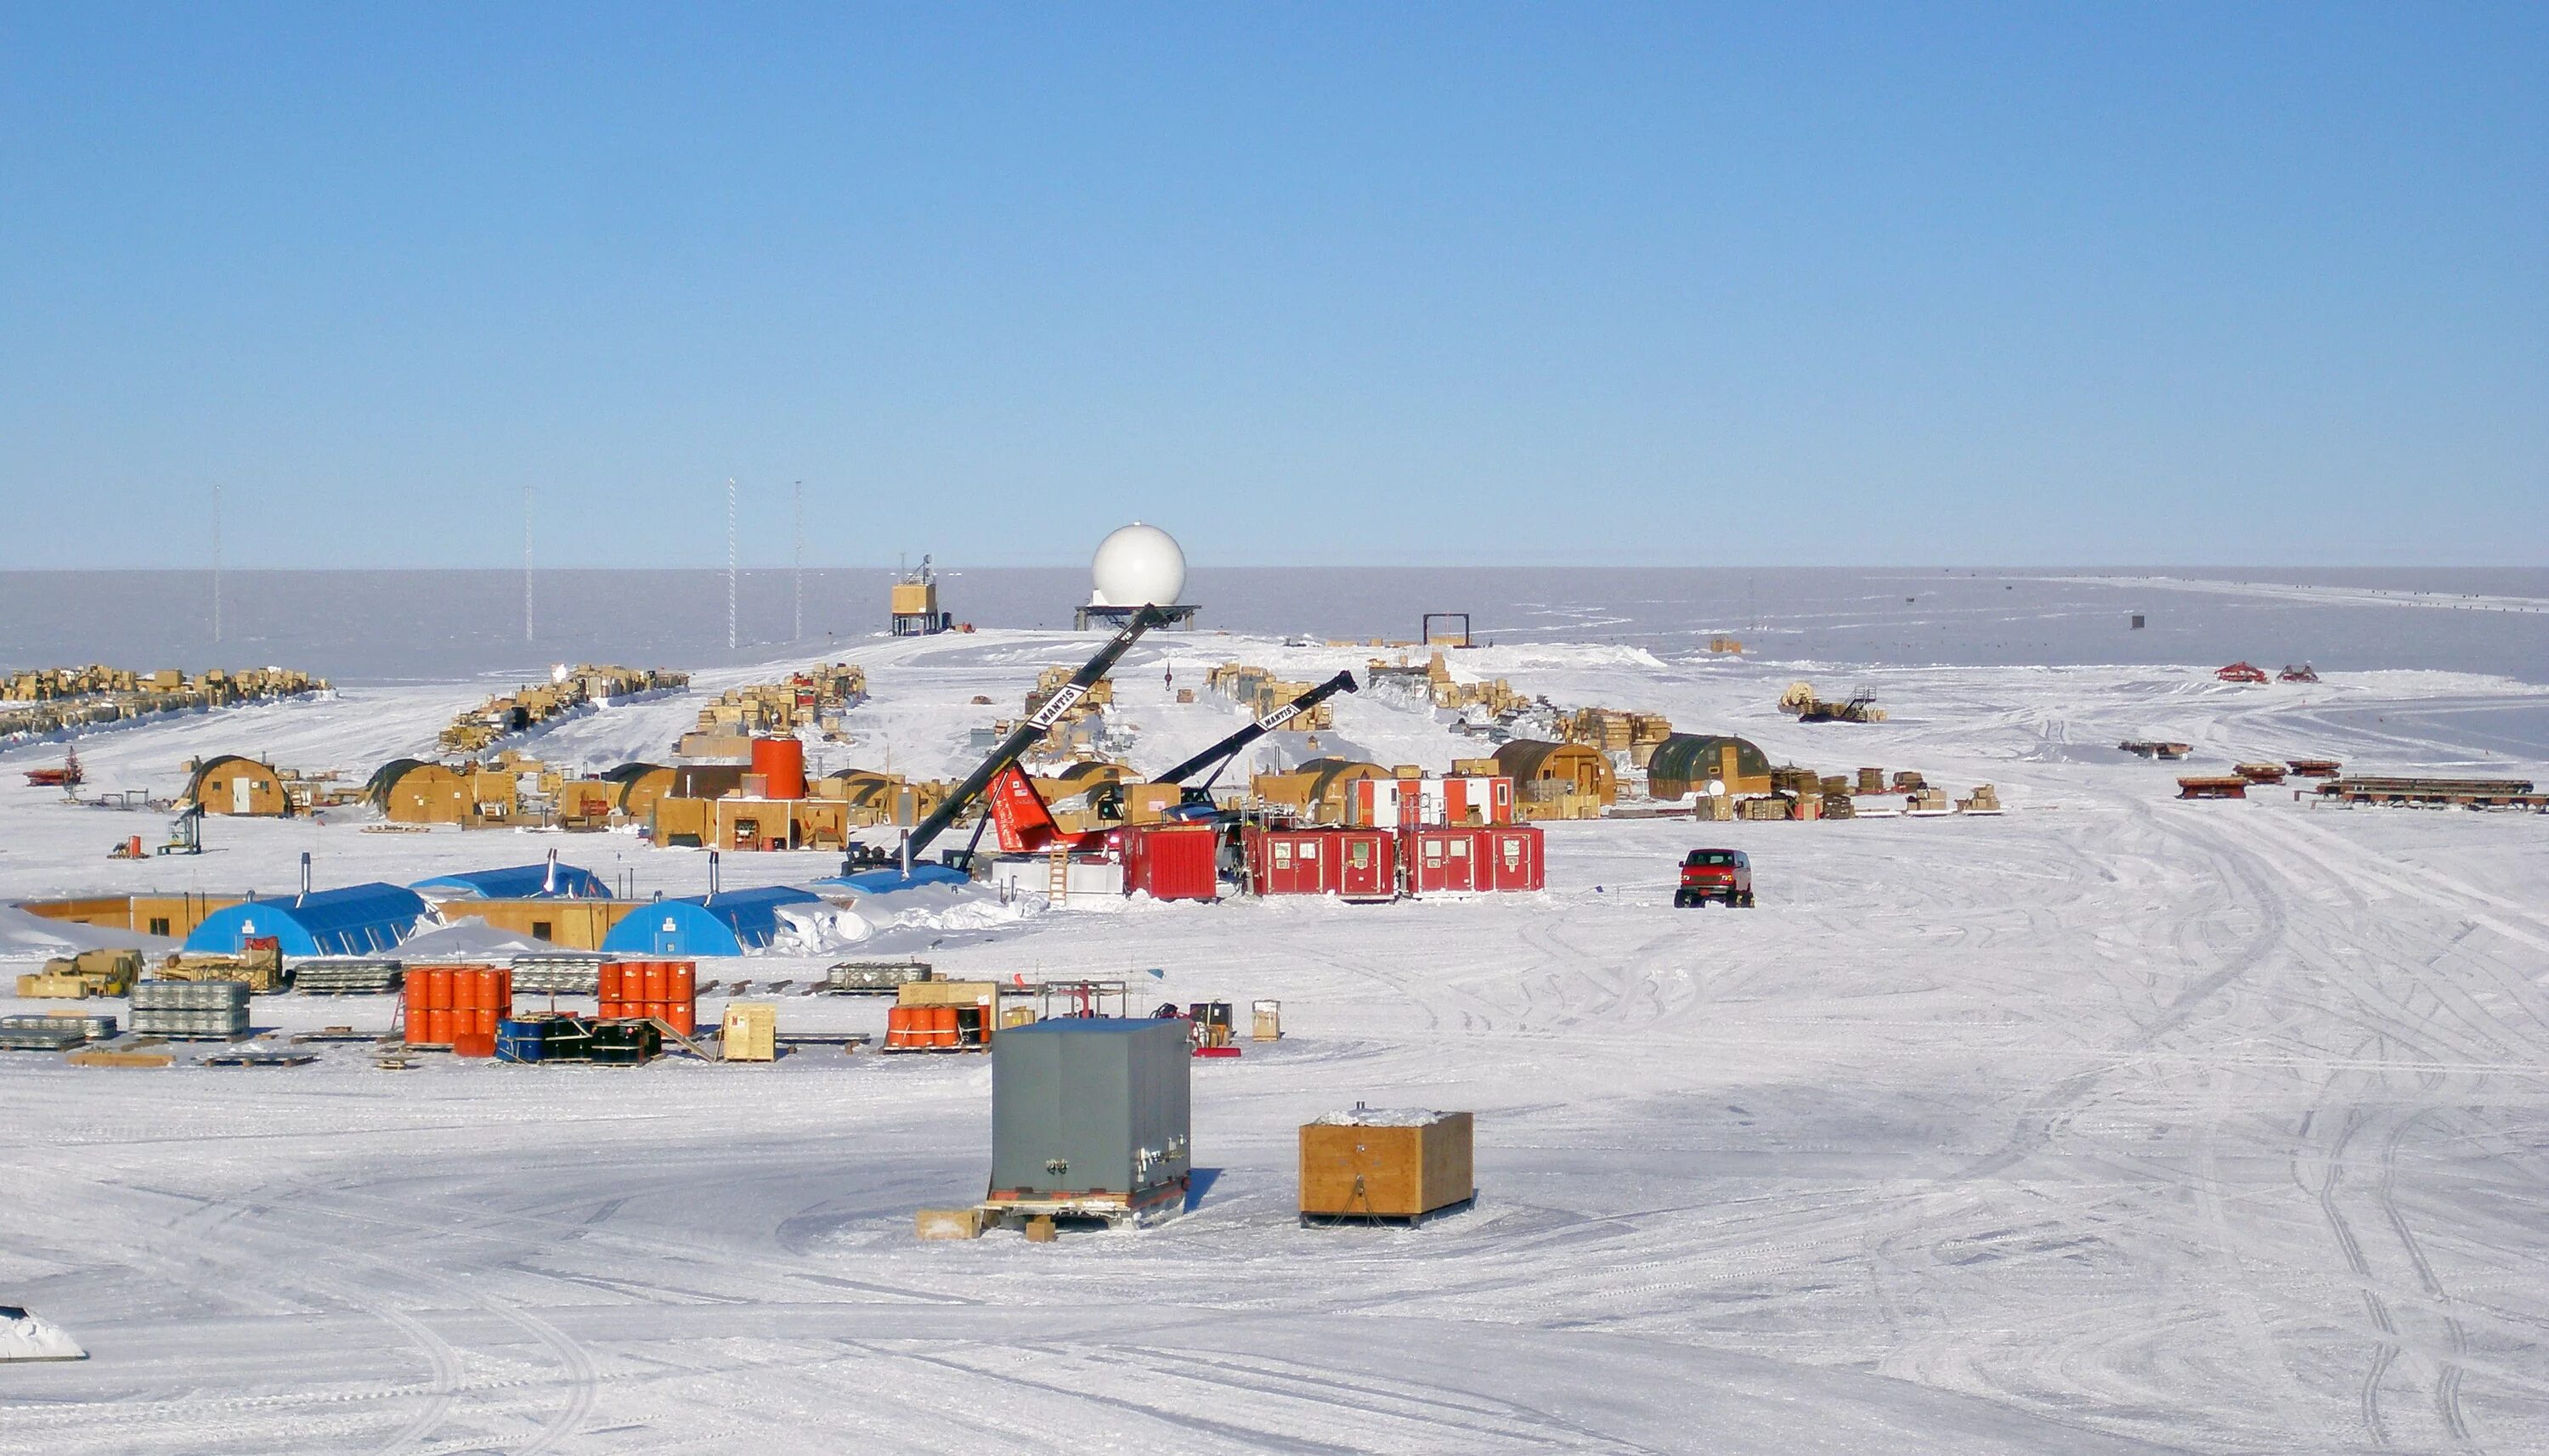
[1299,1109,1472,1222]
[721,1002,777,1062]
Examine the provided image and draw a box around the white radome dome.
[1088,522,1186,608]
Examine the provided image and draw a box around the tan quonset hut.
[367,759,518,826]
[1249,759,1392,825]
[184,754,290,816]
[1644,734,1773,799]
[1492,740,1616,810]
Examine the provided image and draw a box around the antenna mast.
[212,484,223,646]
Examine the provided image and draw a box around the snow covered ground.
[3,624,2546,1453]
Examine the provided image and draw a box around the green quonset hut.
[1645,734,1772,799]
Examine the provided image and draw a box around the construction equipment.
[20,950,142,1000]
[2279,663,2320,683]
[158,943,286,994]
[1148,669,1359,815]
[2216,662,2270,684]
[1778,682,1885,723]
[864,605,1174,886]
[159,804,205,855]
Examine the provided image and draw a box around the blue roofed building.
[410,862,610,900]
[183,883,431,957]
[597,886,822,957]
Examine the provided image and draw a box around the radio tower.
[212,484,223,646]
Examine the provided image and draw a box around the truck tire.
[1737,890,1755,908]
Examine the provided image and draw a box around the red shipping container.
[1248,828,1338,895]
[1337,829,1395,899]
[1408,827,1484,894]
[1483,826,1545,891]
[1124,823,1218,901]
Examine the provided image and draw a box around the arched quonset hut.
[182,883,429,956]
[367,759,472,824]
[597,887,822,957]
[1491,740,1617,806]
[185,754,290,816]
[410,863,610,900]
[1643,734,1773,799]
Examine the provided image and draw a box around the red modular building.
[1246,824,1540,899]
[1347,775,1517,829]
[1246,827,1398,898]
[1121,822,1221,901]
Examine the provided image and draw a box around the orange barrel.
[641,962,668,1002]
[599,962,625,1002]
[475,1005,500,1036]
[885,1006,910,1047]
[423,968,450,1012]
[494,967,512,1008]
[463,968,488,1009]
[929,1005,958,1048]
[453,1029,495,1058]
[670,962,695,1003]
[423,1008,453,1045]
[663,1000,694,1036]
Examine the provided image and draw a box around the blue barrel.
[495,1019,546,1064]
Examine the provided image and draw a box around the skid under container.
[986,1017,1190,1227]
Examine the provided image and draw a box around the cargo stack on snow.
[131,979,250,1040]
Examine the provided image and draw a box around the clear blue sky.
[2,3,2541,568]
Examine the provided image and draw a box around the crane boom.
[1155,669,1358,790]
[896,604,1172,865]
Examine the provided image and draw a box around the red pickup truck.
[1674,849,1753,907]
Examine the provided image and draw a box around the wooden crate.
[67,1048,174,1069]
[1299,1111,1473,1222]
[15,974,88,999]
[721,1002,777,1062]
[913,1207,982,1241]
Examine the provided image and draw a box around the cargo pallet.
[975,1178,1190,1232]
[1299,1195,1477,1228]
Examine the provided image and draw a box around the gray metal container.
[991,1018,1190,1201]
[132,980,251,1012]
